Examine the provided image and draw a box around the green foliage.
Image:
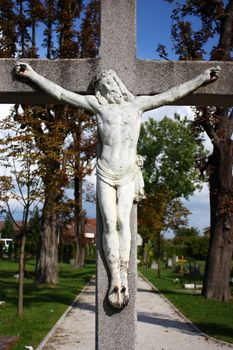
[138,115,203,270]
[138,114,205,198]
[138,241,154,267]
[59,243,76,263]
[26,207,41,257]
[0,241,3,259]
[0,213,15,238]
[173,227,209,259]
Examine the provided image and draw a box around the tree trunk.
[35,206,59,284]
[202,141,233,301]
[18,232,26,318]
[74,235,85,268]
[73,129,86,268]
[35,152,63,285]
[157,232,161,279]
[73,208,86,268]
[203,1,233,302]
[203,215,233,300]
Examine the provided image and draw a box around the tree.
[139,188,190,277]
[15,0,31,57]
[42,0,57,59]
[173,227,209,260]
[138,115,202,276]
[0,0,17,57]
[0,0,99,283]
[66,0,99,268]
[26,0,44,58]
[12,104,72,284]
[79,0,100,58]
[0,124,42,317]
[68,113,96,268]
[27,206,41,258]
[162,0,233,301]
[0,213,15,238]
[138,115,205,196]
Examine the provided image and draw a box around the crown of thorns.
[92,70,116,88]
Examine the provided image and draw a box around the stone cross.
[0,1,232,350]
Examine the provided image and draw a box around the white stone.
[184,283,203,289]
[14,62,220,309]
[151,261,158,270]
[167,258,173,267]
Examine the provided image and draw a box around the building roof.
[0,218,96,240]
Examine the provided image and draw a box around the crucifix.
[0,1,232,350]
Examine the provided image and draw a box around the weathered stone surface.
[99,0,136,73]
[96,204,137,350]
[0,59,232,105]
[0,58,98,104]
[135,60,233,106]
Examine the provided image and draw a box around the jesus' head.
[93,70,134,105]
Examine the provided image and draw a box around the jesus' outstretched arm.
[15,62,98,113]
[135,66,221,113]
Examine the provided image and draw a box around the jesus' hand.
[203,66,221,83]
[15,62,34,79]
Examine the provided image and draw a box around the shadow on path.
[137,288,156,294]
[72,302,96,313]
[137,311,199,336]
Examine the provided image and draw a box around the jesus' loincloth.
[96,156,145,202]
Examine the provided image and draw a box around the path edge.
[138,271,233,349]
[35,275,95,350]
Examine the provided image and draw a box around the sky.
[137,0,177,60]
[0,0,213,233]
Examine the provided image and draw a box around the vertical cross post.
[96,1,138,349]
[99,0,136,82]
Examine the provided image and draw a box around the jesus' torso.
[96,101,141,173]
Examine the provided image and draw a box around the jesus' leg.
[97,179,123,308]
[117,181,135,307]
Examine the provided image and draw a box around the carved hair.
[92,70,134,105]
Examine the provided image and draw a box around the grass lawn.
[0,258,95,350]
[139,263,233,344]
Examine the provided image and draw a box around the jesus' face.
[97,75,123,104]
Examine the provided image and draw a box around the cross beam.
[0,0,232,106]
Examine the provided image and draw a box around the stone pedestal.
[96,203,137,350]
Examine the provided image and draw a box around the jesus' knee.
[118,217,130,239]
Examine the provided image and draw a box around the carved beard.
[106,91,123,104]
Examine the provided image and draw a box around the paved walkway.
[36,275,233,350]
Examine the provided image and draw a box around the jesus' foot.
[108,274,129,309]
[108,285,129,309]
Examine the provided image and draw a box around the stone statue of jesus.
[15,63,220,309]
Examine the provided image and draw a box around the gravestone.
[0,1,232,350]
[167,258,173,268]
[151,261,159,270]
